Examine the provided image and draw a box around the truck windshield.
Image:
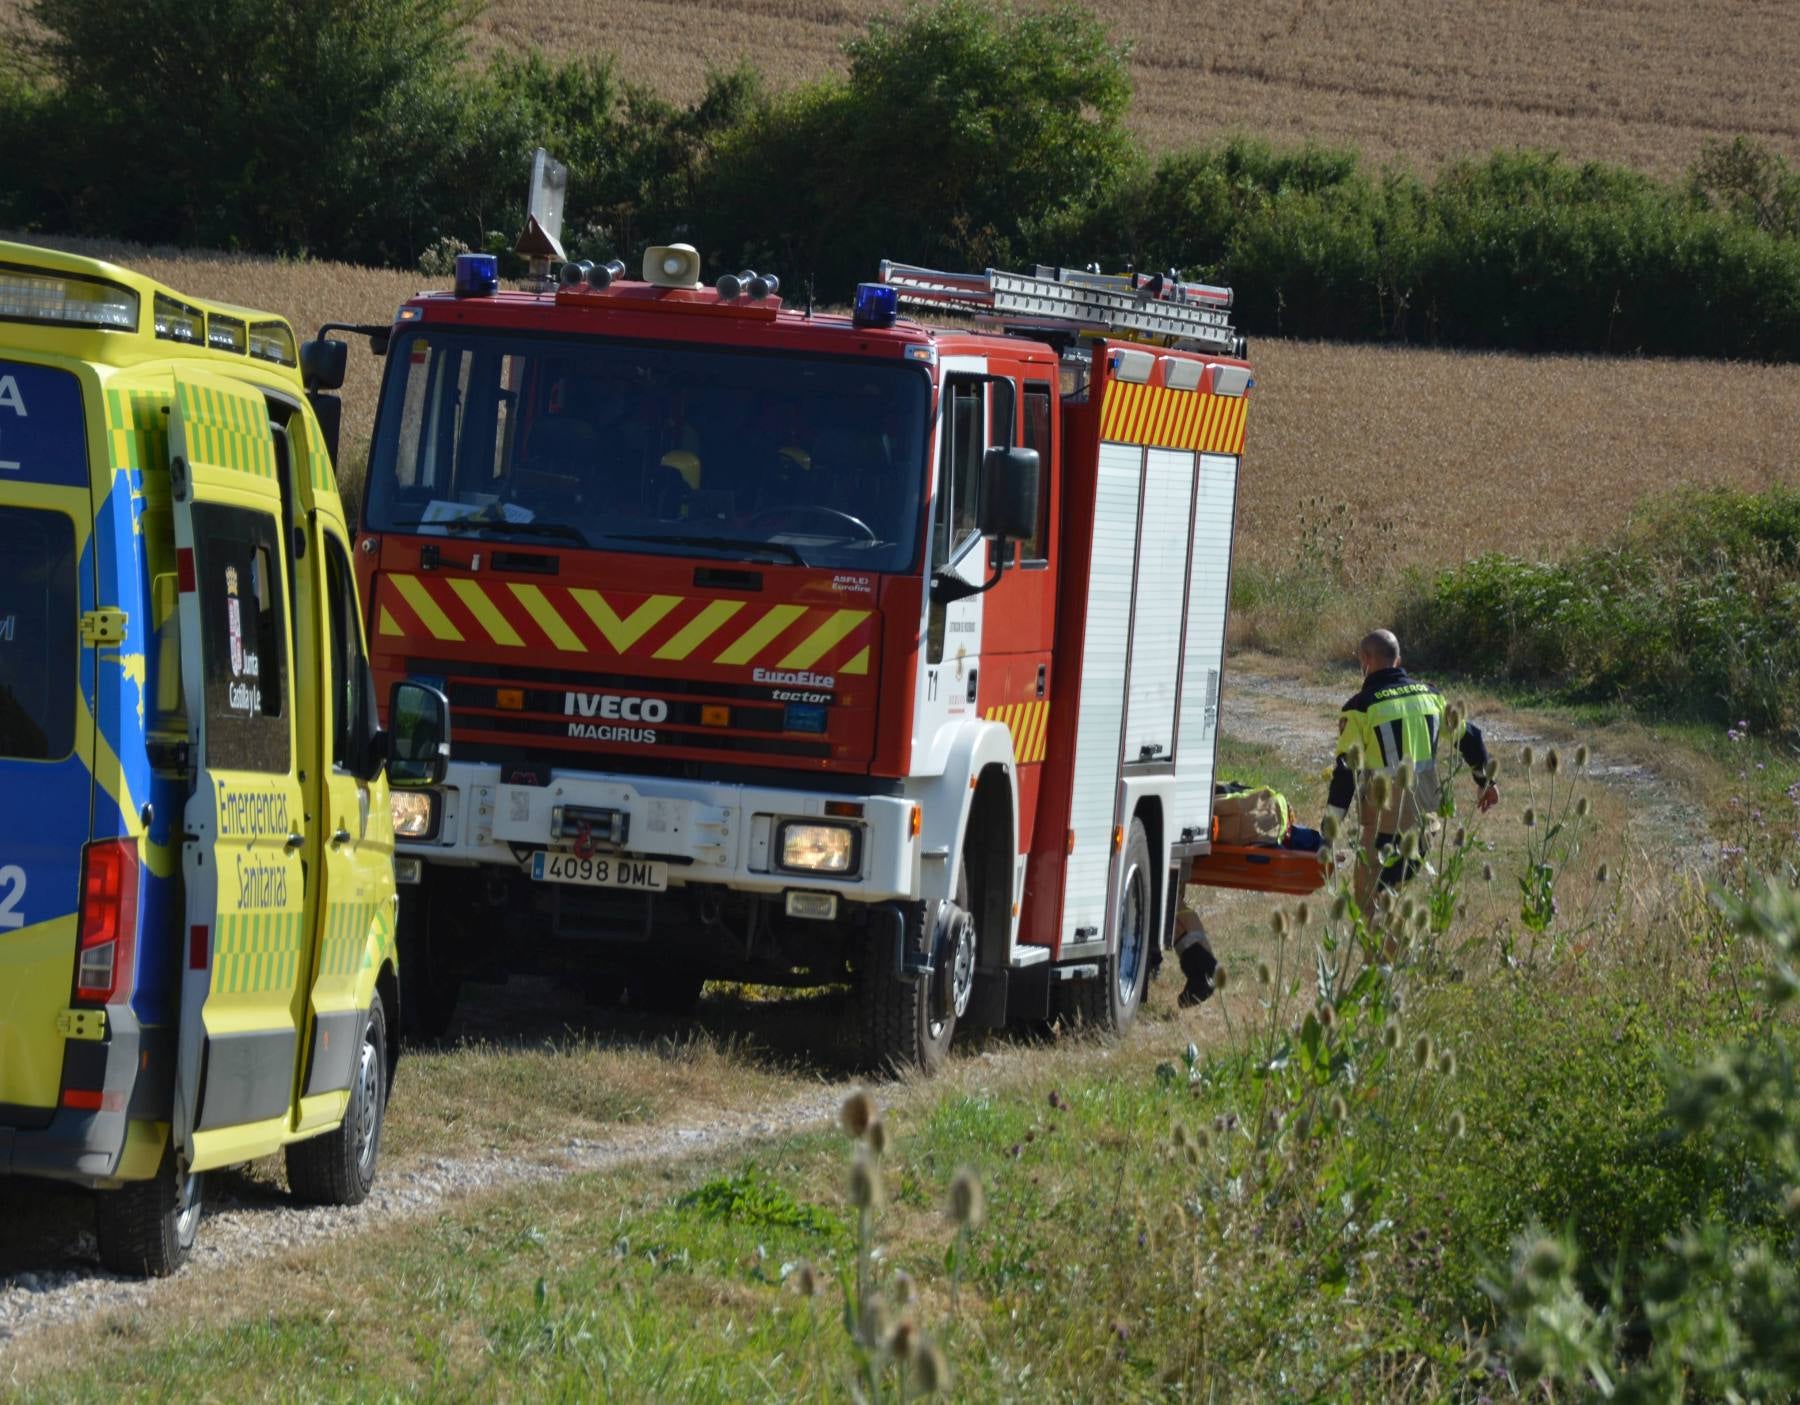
[364,329,931,573]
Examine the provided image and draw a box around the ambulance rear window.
[0,507,77,762]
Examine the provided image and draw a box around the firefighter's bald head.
[1359,630,1401,673]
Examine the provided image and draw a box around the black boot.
[1176,935,1217,1007]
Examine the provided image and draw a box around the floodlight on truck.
[0,264,138,330]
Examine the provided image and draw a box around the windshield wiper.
[388,518,590,547]
[600,532,809,567]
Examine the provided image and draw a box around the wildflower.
[1522,807,1537,828]
[1370,775,1393,811]
[1452,826,1467,849]
[948,1168,984,1228]
[889,1317,919,1364]
[1317,1002,1336,1029]
[1486,755,1502,780]
[1596,864,1610,884]
[1483,862,1496,883]
[1412,1034,1434,1069]
[1172,1124,1189,1149]
[1575,796,1590,819]
[1345,743,1365,772]
[915,1337,951,1395]
[1270,910,1289,937]
[1401,831,1421,861]
[1447,1110,1467,1141]
[1330,893,1350,923]
[840,1090,876,1140]
[1320,814,1341,842]
[1395,760,1416,794]
[1256,961,1273,987]
[1574,744,1589,768]
[1545,748,1561,775]
[1295,901,1313,928]
[1382,1022,1402,1051]
[1400,896,1418,925]
[1214,965,1231,993]
[1519,745,1535,770]
[848,1151,882,1210]
[1329,1094,1349,1123]
[868,1119,890,1158]
[1438,1050,1458,1077]
[1445,705,1463,735]
[790,1259,818,1296]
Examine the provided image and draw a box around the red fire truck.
[303,248,1260,1070]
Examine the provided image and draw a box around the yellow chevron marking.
[377,606,403,637]
[1032,702,1053,761]
[778,609,869,670]
[714,604,806,665]
[391,574,464,642]
[570,590,681,653]
[511,583,584,652]
[654,599,745,660]
[449,578,523,647]
[841,645,871,676]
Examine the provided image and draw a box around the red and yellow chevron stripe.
[1100,382,1248,454]
[985,700,1051,763]
[375,574,874,676]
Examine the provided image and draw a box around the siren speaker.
[644,243,703,289]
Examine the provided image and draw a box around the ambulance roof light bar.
[877,258,1245,357]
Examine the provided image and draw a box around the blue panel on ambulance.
[0,361,88,487]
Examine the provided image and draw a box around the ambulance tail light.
[75,839,140,1005]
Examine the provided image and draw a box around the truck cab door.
[167,370,308,1172]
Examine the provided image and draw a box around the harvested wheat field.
[14,232,1798,569]
[3,0,1796,177]
[468,0,1800,178]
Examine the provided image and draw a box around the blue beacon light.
[852,282,899,328]
[453,252,499,298]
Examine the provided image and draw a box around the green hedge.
[1398,488,1800,734]
[5,0,1800,358]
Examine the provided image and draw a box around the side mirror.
[979,445,1040,542]
[300,337,348,391]
[386,679,451,788]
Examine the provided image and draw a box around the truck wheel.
[862,873,975,1076]
[1055,819,1152,1034]
[286,996,388,1207]
[397,885,461,1040]
[629,968,705,1015]
[94,1146,204,1278]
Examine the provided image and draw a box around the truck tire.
[94,1146,204,1278]
[1055,819,1152,1034]
[861,872,975,1075]
[286,997,389,1207]
[397,883,461,1040]
[629,968,705,1015]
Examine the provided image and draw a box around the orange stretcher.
[1187,843,1328,896]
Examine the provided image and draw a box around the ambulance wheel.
[95,1147,204,1278]
[1055,819,1151,1034]
[286,997,388,1207]
[630,968,705,1015]
[861,874,973,1076]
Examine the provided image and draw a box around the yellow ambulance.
[0,242,449,1275]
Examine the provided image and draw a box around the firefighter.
[1327,629,1499,910]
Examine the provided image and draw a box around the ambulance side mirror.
[979,445,1040,543]
[300,337,348,391]
[386,680,451,788]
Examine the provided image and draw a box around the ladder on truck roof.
[877,259,1246,358]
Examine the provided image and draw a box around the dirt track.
[0,656,1709,1349]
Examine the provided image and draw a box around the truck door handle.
[285,832,306,850]
[331,828,352,846]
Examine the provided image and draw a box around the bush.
[1399,488,1800,736]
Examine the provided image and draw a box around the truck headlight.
[391,789,438,841]
[777,821,858,875]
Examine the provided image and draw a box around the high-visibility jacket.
[1326,666,1490,831]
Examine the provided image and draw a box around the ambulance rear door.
[167,370,308,1171]
[0,357,96,1127]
